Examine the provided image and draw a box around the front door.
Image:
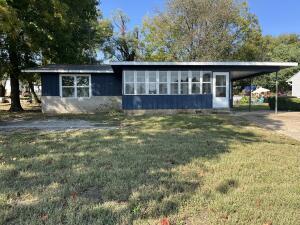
[213,72,229,108]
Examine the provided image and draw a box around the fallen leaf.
[161,217,170,225]
[71,192,77,201]
[40,213,48,222]
[263,221,272,225]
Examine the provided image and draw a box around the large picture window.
[123,70,216,95]
[61,74,91,98]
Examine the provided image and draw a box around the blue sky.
[101,0,300,36]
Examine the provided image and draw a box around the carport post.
[275,71,278,114]
[249,78,252,112]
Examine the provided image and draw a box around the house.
[287,71,300,98]
[23,62,298,114]
[3,79,41,97]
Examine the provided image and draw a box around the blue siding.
[123,95,213,110]
[92,74,122,96]
[41,73,59,96]
[41,73,122,97]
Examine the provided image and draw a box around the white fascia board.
[110,61,298,67]
[22,69,114,73]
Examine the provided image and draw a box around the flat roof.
[22,64,114,73]
[22,62,298,81]
[110,61,298,68]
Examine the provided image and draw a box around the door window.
[215,75,227,97]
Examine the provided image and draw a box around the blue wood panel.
[92,74,122,96]
[41,73,59,96]
[123,95,213,110]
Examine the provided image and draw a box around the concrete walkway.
[235,111,300,141]
[0,119,118,131]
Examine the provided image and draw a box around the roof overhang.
[111,61,298,81]
[22,62,298,81]
[110,61,298,67]
[22,64,114,74]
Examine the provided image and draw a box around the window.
[215,74,227,97]
[170,71,179,95]
[191,71,201,94]
[180,71,189,95]
[159,71,168,94]
[136,71,146,94]
[202,72,212,94]
[61,75,91,98]
[148,71,157,94]
[123,70,217,96]
[124,71,134,94]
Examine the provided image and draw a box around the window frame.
[59,74,92,99]
[202,71,213,95]
[123,70,216,96]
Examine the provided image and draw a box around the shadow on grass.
[0,114,259,224]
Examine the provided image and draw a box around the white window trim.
[123,70,216,96]
[59,74,92,99]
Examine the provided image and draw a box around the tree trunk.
[8,39,23,112]
[28,81,41,104]
[9,72,23,112]
[0,84,5,97]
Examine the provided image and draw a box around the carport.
[228,62,298,113]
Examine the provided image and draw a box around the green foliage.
[268,96,300,111]
[253,34,300,93]
[0,0,112,110]
[240,96,250,104]
[140,0,263,61]
[104,10,140,61]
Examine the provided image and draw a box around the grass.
[0,108,299,224]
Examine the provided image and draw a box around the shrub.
[239,96,249,104]
[268,96,300,111]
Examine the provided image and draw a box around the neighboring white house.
[287,71,300,98]
[3,79,41,97]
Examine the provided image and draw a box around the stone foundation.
[41,96,122,114]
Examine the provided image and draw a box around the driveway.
[0,119,118,131]
[235,111,300,141]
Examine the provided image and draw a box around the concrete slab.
[0,119,118,131]
[235,111,300,141]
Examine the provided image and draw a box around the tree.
[104,10,140,61]
[0,0,111,111]
[253,34,300,93]
[141,0,262,61]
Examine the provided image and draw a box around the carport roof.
[23,61,298,81]
[111,61,298,81]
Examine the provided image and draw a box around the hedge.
[268,96,300,111]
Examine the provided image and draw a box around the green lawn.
[0,112,299,224]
